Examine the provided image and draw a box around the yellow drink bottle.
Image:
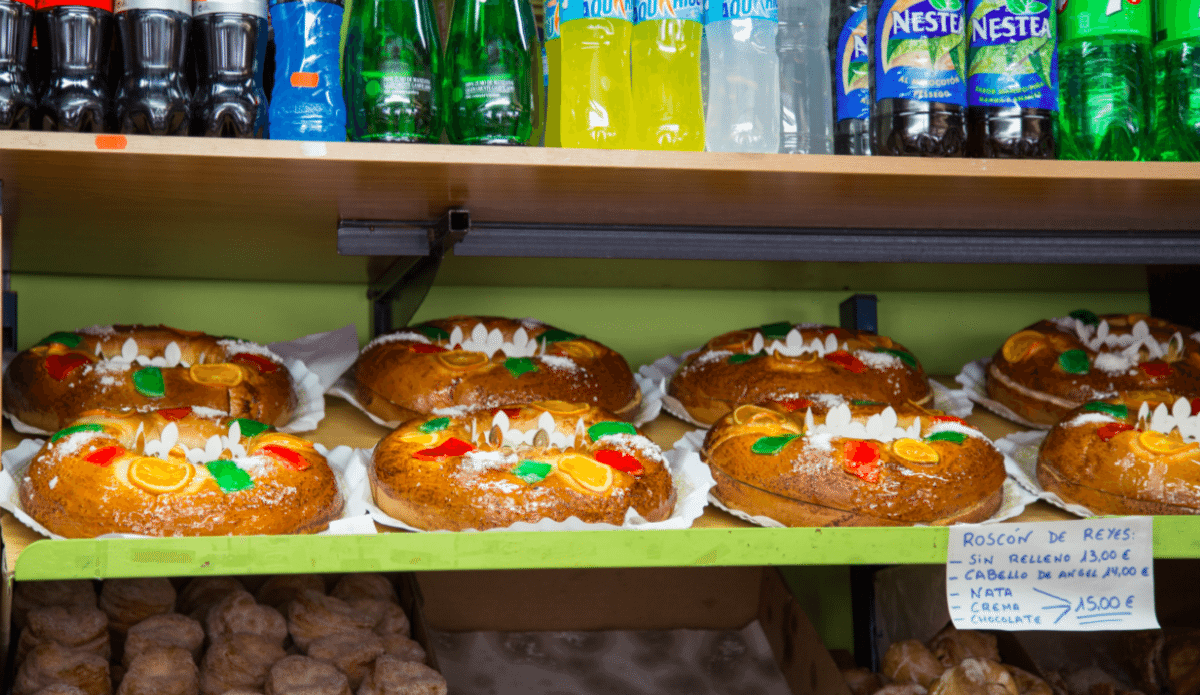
[630,0,704,150]
[558,0,633,148]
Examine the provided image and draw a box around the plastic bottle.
[966,0,1056,158]
[35,0,113,131]
[543,0,560,145]
[705,0,780,152]
[777,0,831,153]
[343,0,440,142]
[558,0,633,149]
[190,0,268,137]
[1056,0,1152,160]
[630,0,704,150]
[114,0,190,135]
[0,0,34,128]
[268,0,344,141]
[1153,0,1200,161]
[830,0,868,154]
[444,0,536,144]
[867,0,967,156]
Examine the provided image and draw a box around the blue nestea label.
[966,0,1056,109]
[835,6,870,121]
[874,0,967,105]
[632,0,702,23]
[559,0,630,23]
[704,0,778,24]
[546,0,561,38]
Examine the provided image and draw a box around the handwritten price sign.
[946,517,1158,631]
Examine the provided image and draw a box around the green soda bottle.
[1154,0,1200,161]
[443,0,537,144]
[1056,0,1153,160]
[343,0,442,142]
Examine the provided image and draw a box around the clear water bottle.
[704,0,780,153]
[1056,0,1152,160]
[1154,0,1200,161]
[830,0,869,154]
[868,0,967,156]
[114,0,191,135]
[776,0,831,153]
[191,0,268,138]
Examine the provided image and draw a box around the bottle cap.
[193,0,265,17]
[115,0,190,12]
[37,0,113,10]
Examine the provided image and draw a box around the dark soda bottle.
[35,0,113,132]
[443,0,534,145]
[965,0,1056,158]
[867,0,967,156]
[114,0,191,135]
[268,0,345,140]
[190,0,268,137]
[831,0,870,154]
[0,0,35,128]
[343,0,441,142]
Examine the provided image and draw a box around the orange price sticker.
[290,72,320,88]
[94,135,127,150]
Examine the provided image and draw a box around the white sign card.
[946,517,1159,631]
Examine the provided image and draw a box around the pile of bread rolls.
[10,573,447,695]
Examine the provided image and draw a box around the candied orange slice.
[557,453,613,493]
[129,456,193,494]
[436,351,489,370]
[189,363,244,387]
[768,352,823,372]
[708,330,755,352]
[254,432,316,450]
[550,341,596,361]
[1002,330,1046,363]
[535,400,588,415]
[399,430,440,446]
[892,438,940,464]
[1136,431,1197,456]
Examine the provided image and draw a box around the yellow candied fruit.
[707,330,755,352]
[255,432,316,450]
[399,430,440,446]
[1137,431,1197,456]
[129,456,193,494]
[1001,330,1046,363]
[892,438,940,464]
[550,341,596,361]
[436,351,489,371]
[189,363,244,387]
[556,453,613,493]
[768,352,823,372]
[535,400,588,415]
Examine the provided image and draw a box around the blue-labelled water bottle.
[267,0,345,140]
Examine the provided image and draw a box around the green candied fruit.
[925,431,967,445]
[1057,350,1090,375]
[413,324,451,341]
[873,347,918,369]
[205,460,255,493]
[37,332,82,348]
[1082,402,1128,419]
[759,322,793,340]
[228,418,271,438]
[504,357,539,378]
[588,421,637,441]
[50,423,105,443]
[727,351,766,365]
[538,328,581,343]
[132,367,165,398]
[851,399,885,406]
[750,434,799,455]
[1069,309,1100,326]
[419,417,450,434]
[512,460,553,484]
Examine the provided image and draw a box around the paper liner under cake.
[955,357,1054,430]
[992,430,1095,518]
[0,438,377,539]
[3,325,361,436]
[670,429,1037,527]
[640,351,974,428]
[351,434,715,533]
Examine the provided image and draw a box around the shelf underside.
[5,133,1200,282]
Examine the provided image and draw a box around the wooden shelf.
[5,133,1200,282]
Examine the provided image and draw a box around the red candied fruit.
[491,407,523,418]
[157,407,192,421]
[843,440,880,483]
[414,437,475,460]
[261,444,310,471]
[85,446,124,467]
[1097,423,1134,442]
[932,415,968,426]
[593,449,644,476]
[231,352,281,373]
[1139,362,1173,378]
[45,354,90,381]
[411,344,448,354]
[777,397,814,412]
[826,351,866,374]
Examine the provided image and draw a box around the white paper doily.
[3,325,362,436]
[993,430,1095,517]
[640,351,974,429]
[0,439,377,540]
[671,428,1037,528]
[329,370,662,429]
[353,434,715,533]
[954,357,1055,431]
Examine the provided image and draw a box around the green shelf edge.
[13,517,1200,580]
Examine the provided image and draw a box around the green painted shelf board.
[14,517,1200,580]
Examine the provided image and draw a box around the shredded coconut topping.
[432,405,471,417]
[217,339,285,364]
[1093,352,1135,375]
[459,449,519,474]
[690,350,732,367]
[854,349,900,370]
[363,331,430,352]
[76,325,117,336]
[50,431,105,457]
[1064,412,1120,428]
[595,433,665,464]
[536,355,578,372]
[48,476,58,489]
[926,421,987,441]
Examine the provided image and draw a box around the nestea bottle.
[831,0,870,154]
